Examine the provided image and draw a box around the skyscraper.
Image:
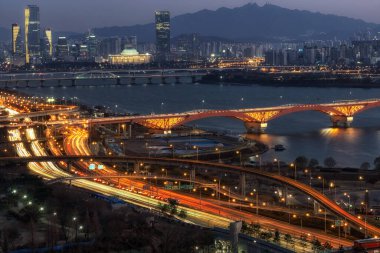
[11,24,22,56]
[56,37,69,61]
[43,28,53,58]
[155,11,171,62]
[25,5,41,64]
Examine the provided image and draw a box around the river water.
[15,82,380,168]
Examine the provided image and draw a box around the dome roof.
[120,48,139,56]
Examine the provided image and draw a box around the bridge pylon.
[244,121,268,133]
[330,115,353,128]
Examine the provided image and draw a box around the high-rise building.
[155,11,170,62]
[86,31,98,61]
[99,37,122,58]
[43,28,53,58]
[25,5,41,64]
[56,37,69,61]
[12,24,22,56]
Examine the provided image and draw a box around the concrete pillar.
[71,79,76,87]
[131,77,136,85]
[191,76,196,83]
[162,77,167,84]
[26,80,30,88]
[240,172,246,196]
[244,121,268,133]
[175,76,181,84]
[67,161,72,171]
[116,77,121,85]
[331,115,353,128]
[147,77,153,85]
[129,123,132,138]
[58,79,62,87]
[40,80,44,87]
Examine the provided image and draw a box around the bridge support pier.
[71,79,76,87]
[26,80,30,88]
[239,172,246,197]
[66,161,72,172]
[147,77,153,85]
[161,77,167,84]
[175,76,181,84]
[191,76,196,83]
[331,115,353,128]
[130,77,136,85]
[40,80,44,87]
[244,121,267,133]
[116,78,121,85]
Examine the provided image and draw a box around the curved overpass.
[2,155,380,237]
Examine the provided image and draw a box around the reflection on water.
[17,83,380,168]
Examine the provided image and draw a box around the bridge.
[0,69,208,87]
[4,99,380,132]
[2,155,380,237]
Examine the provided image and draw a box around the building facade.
[25,5,41,64]
[155,11,171,62]
[109,48,152,65]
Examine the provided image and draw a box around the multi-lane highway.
[4,94,377,250]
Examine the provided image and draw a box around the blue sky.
[1,0,379,32]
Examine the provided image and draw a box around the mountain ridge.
[93,3,380,42]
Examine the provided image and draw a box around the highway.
[1,95,365,249]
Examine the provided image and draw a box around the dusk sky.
[1,0,380,32]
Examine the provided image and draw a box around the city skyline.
[1,0,380,32]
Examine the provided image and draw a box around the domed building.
[109,48,152,65]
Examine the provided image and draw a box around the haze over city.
[1,0,380,31]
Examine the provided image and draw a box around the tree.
[324,157,336,168]
[374,156,380,170]
[284,234,293,246]
[323,241,333,251]
[295,156,309,168]
[19,205,41,248]
[299,234,308,251]
[273,229,280,244]
[360,162,371,170]
[312,239,322,252]
[252,223,261,236]
[259,231,272,241]
[178,209,187,219]
[159,203,170,213]
[308,159,319,168]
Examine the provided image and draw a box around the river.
[14,82,380,168]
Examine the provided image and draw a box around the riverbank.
[201,69,380,88]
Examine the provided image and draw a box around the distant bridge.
[0,69,209,87]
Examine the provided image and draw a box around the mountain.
[93,3,380,42]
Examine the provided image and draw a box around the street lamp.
[193,145,199,161]
[274,158,280,175]
[236,150,242,166]
[256,154,262,170]
[290,163,297,180]
[215,148,221,162]
[169,144,174,158]
[318,176,325,195]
